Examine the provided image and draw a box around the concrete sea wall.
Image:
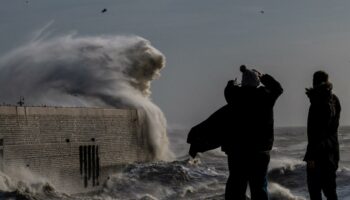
[0,106,150,193]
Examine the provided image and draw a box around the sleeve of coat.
[304,103,330,161]
[224,80,239,104]
[260,74,283,105]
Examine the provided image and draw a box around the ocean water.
[0,127,349,200]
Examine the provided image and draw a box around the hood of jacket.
[306,82,333,104]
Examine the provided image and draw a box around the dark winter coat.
[187,104,232,157]
[303,82,341,168]
[222,74,283,153]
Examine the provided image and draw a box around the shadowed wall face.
[0,106,149,193]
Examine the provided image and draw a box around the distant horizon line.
[167,125,350,131]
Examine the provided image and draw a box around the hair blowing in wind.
[0,34,174,161]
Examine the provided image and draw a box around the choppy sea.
[0,127,349,200]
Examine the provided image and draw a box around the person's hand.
[233,78,238,85]
[252,69,263,78]
[228,78,238,86]
[305,88,312,96]
[307,161,315,169]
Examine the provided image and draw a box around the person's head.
[313,71,329,87]
[240,65,247,73]
[240,65,260,88]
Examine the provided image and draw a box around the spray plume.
[0,34,173,161]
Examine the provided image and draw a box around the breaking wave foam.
[0,34,173,161]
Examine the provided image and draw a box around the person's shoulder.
[257,86,269,93]
[228,84,241,91]
[332,93,341,105]
[332,93,340,101]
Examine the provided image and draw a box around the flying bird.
[260,10,265,14]
[101,8,107,13]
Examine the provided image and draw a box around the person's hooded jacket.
[222,74,283,153]
[304,82,341,168]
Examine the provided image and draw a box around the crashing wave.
[0,34,173,161]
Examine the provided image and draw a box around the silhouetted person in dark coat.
[223,65,283,200]
[304,71,341,200]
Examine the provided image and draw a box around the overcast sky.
[1,0,350,128]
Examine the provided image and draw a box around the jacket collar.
[306,82,333,103]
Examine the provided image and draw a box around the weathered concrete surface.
[0,106,150,193]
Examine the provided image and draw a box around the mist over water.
[0,34,173,161]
